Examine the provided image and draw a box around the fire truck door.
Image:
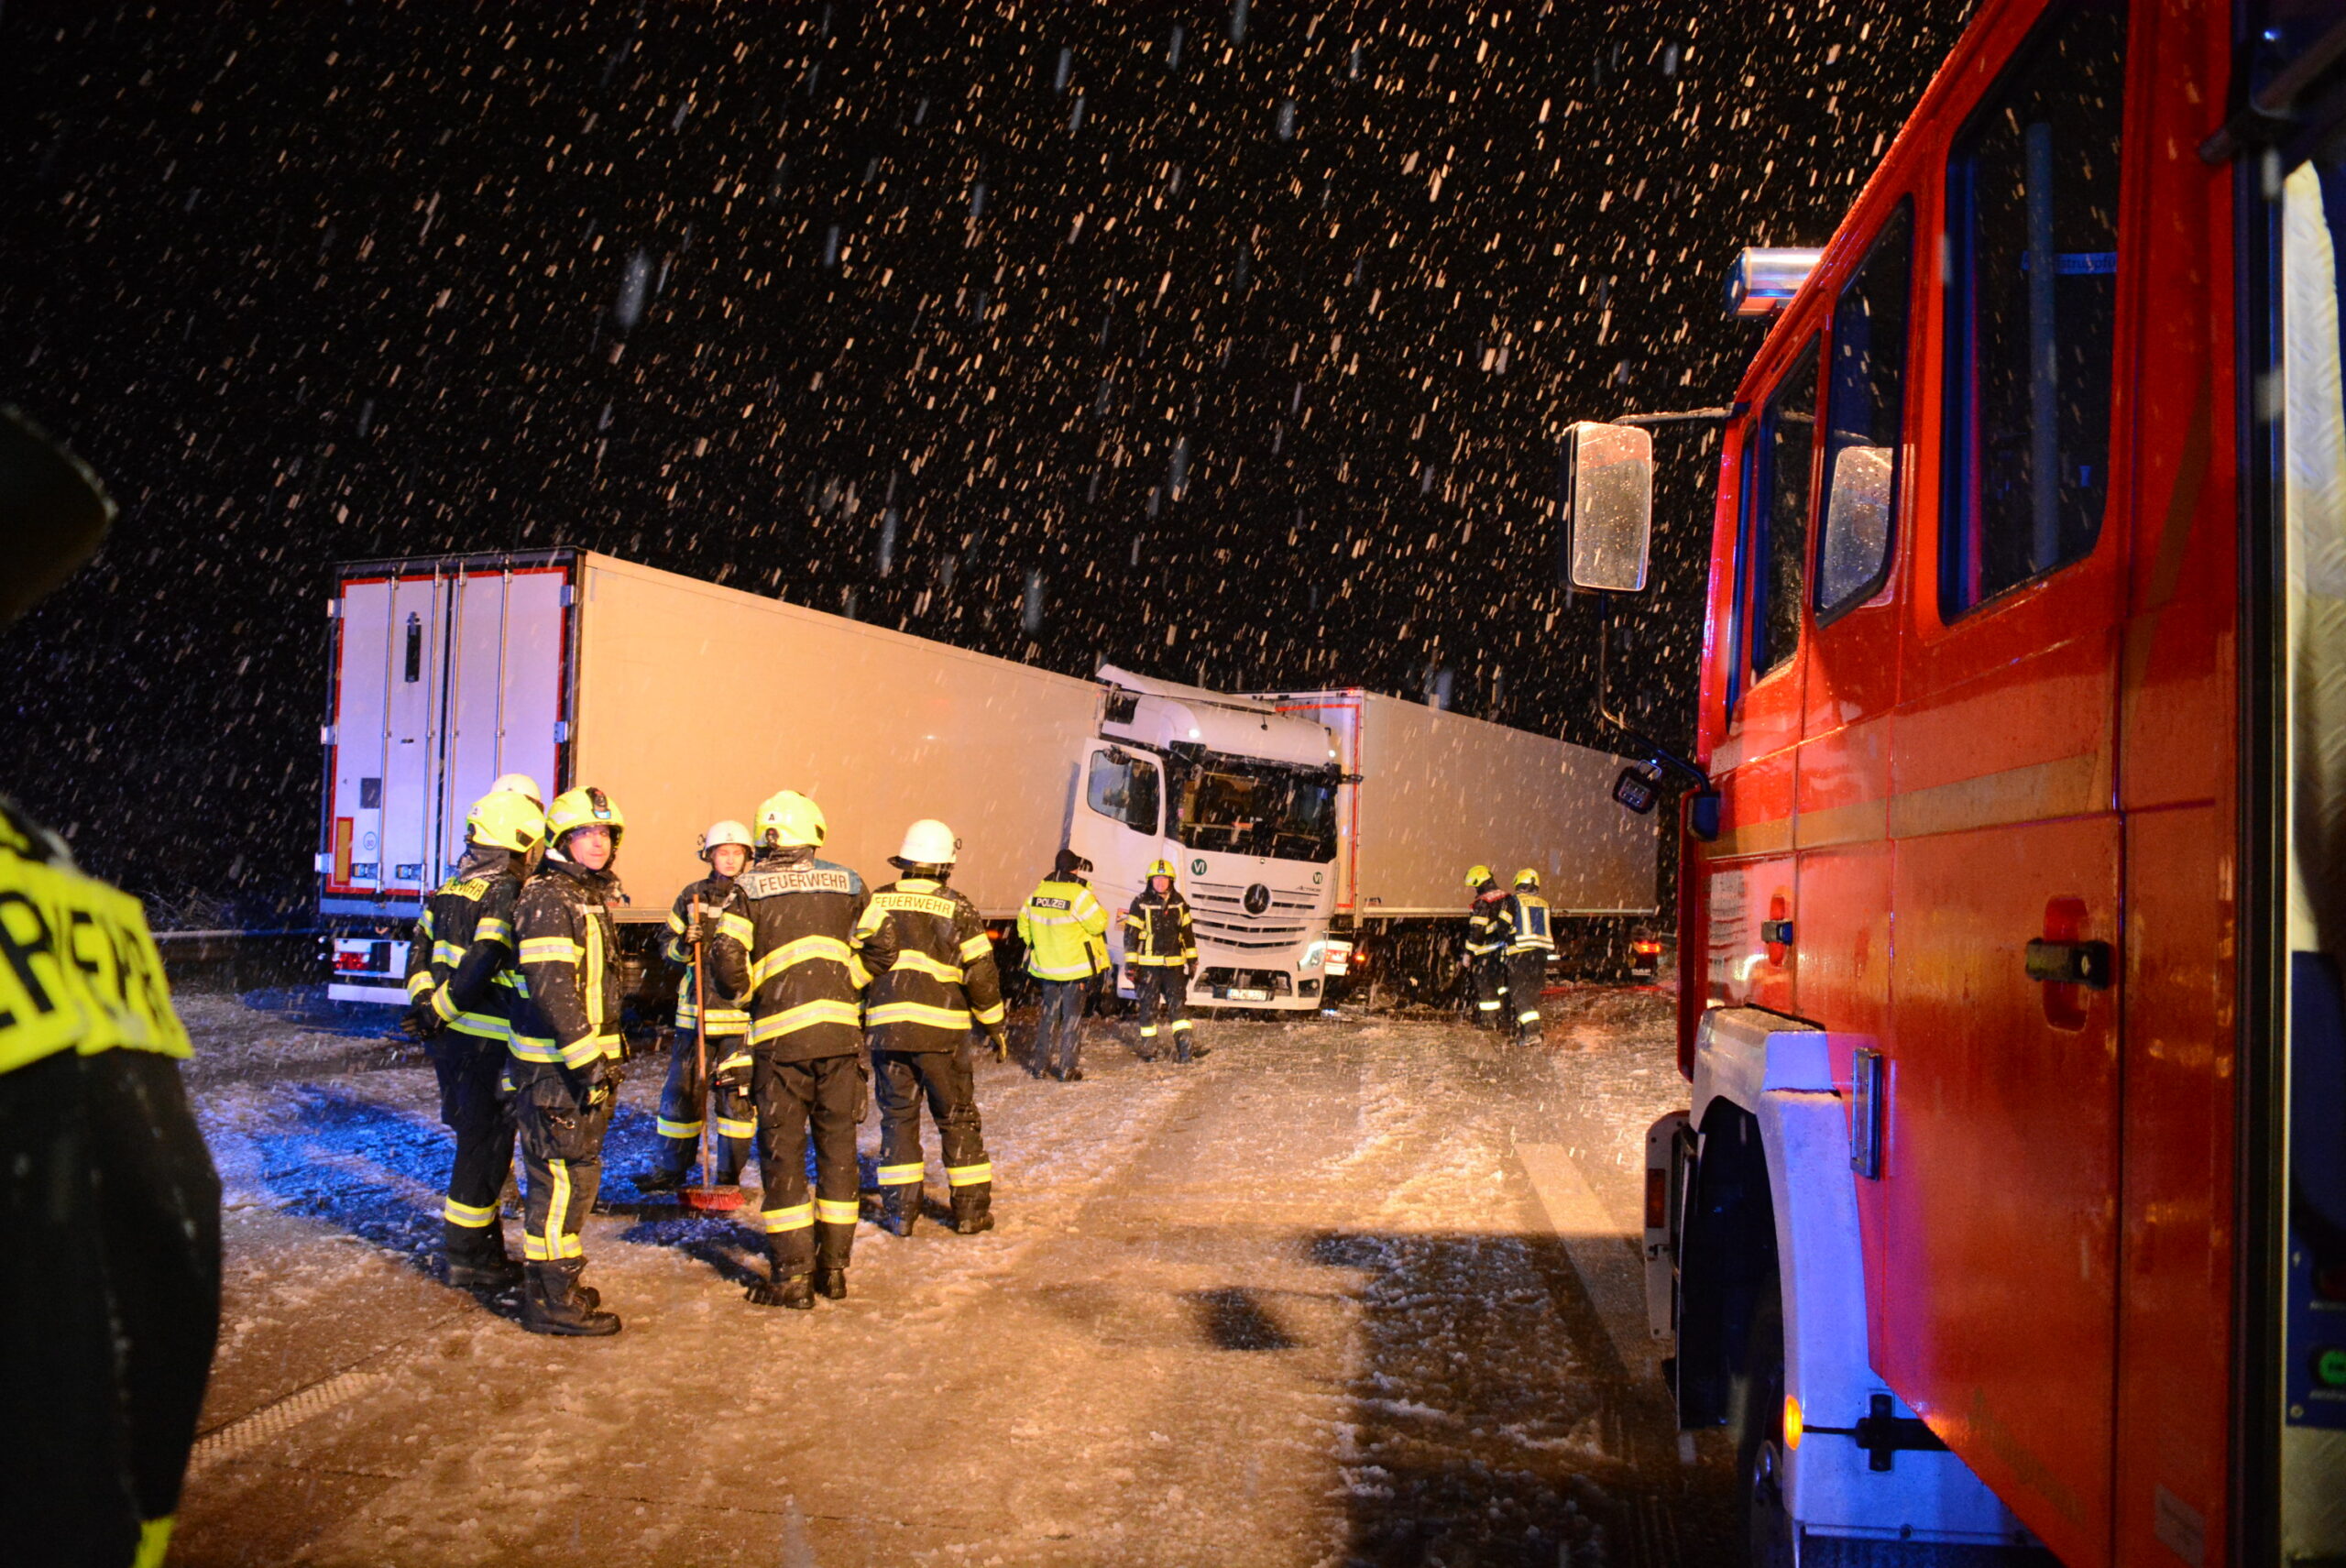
[1880,9,2132,1557]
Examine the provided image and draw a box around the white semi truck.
[316,550,1658,1014]
[316,549,1345,1012]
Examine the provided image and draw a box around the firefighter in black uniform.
[0,406,221,1568]
[1124,858,1200,1062]
[706,790,896,1309]
[857,818,1007,1239]
[1463,864,1510,1029]
[400,788,544,1287]
[1500,868,1557,1046]
[638,819,757,1192]
[507,786,630,1335]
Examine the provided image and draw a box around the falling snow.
[0,0,1971,919]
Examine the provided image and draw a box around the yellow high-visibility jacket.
[1016,876,1109,981]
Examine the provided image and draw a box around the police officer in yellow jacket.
[1499,868,1557,1045]
[0,406,221,1568]
[638,820,756,1192]
[1124,858,1200,1062]
[1017,849,1109,1080]
[706,791,896,1309]
[507,786,630,1335]
[859,819,1006,1238]
[400,788,544,1288]
[1463,865,1510,1030]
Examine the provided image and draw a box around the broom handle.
[693,903,712,1190]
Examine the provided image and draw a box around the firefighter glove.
[398,1003,442,1043]
[987,1025,1009,1062]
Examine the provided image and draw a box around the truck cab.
[1563,0,2346,1562]
[1070,665,1342,1012]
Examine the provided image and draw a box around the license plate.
[1225,988,1269,1002]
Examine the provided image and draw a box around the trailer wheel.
[1734,1284,1795,1568]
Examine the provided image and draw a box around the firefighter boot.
[635,1164,688,1193]
[442,1221,522,1290]
[951,1181,996,1236]
[745,1239,816,1310]
[878,1183,920,1239]
[522,1260,621,1336]
[814,1265,849,1300]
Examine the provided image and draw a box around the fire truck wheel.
[1734,1285,1795,1568]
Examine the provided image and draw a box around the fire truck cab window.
[1817,199,1913,620]
[1939,1,2126,617]
[1749,338,1821,683]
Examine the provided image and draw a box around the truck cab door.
[1881,12,2129,1561]
[1067,747,1161,969]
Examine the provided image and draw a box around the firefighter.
[1500,868,1557,1046]
[400,789,545,1288]
[705,790,896,1309]
[1017,849,1110,1081]
[638,820,757,1193]
[858,819,1007,1238]
[506,785,630,1335]
[1463,864,1510,1030]
[0,406,221,1568]
[1124,858,1200,1062]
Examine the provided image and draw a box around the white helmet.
[489,772,544,806]
[894,818,960,866]
[698,819,754,861]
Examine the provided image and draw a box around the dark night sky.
[0,0,1972,922]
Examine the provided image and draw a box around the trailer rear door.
[321,556,572,917]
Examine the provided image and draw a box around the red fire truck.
[1560,1,2346,1563]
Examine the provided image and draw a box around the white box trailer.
[317,550,1343,1011]
[1252,688,1660,993]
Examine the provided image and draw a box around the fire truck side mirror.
[1559,421,1653,593]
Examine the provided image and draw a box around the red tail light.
[1645,1166,1670,1230]
[1631,940,1663,956]
[334,951,370,972]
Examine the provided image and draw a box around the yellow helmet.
[465,790,546,854]
[756,789,827,849]
[1465,863,1494,890]
[545,786,625,850]
[1146,858,1178,883]
[1514,867,1540,891]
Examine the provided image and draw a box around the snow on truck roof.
[1097,663,1337,769]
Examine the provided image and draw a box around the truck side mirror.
[1558,421,1654,593]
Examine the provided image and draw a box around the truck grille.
[1188,881,1315,952]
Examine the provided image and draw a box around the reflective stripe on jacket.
[707,848,896,1062]
[1017,877,1108,981]
[404,847,525,1042]
[1501,892,1556,955]
[855,877,1005,1051]
[508,856,626,1073]
[0,795,189,1074]
[1124,889,1195,967]
[663,875,753,1035]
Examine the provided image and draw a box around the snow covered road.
[170,988,1733,1567]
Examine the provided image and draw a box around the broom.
[681,904,745,1212]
